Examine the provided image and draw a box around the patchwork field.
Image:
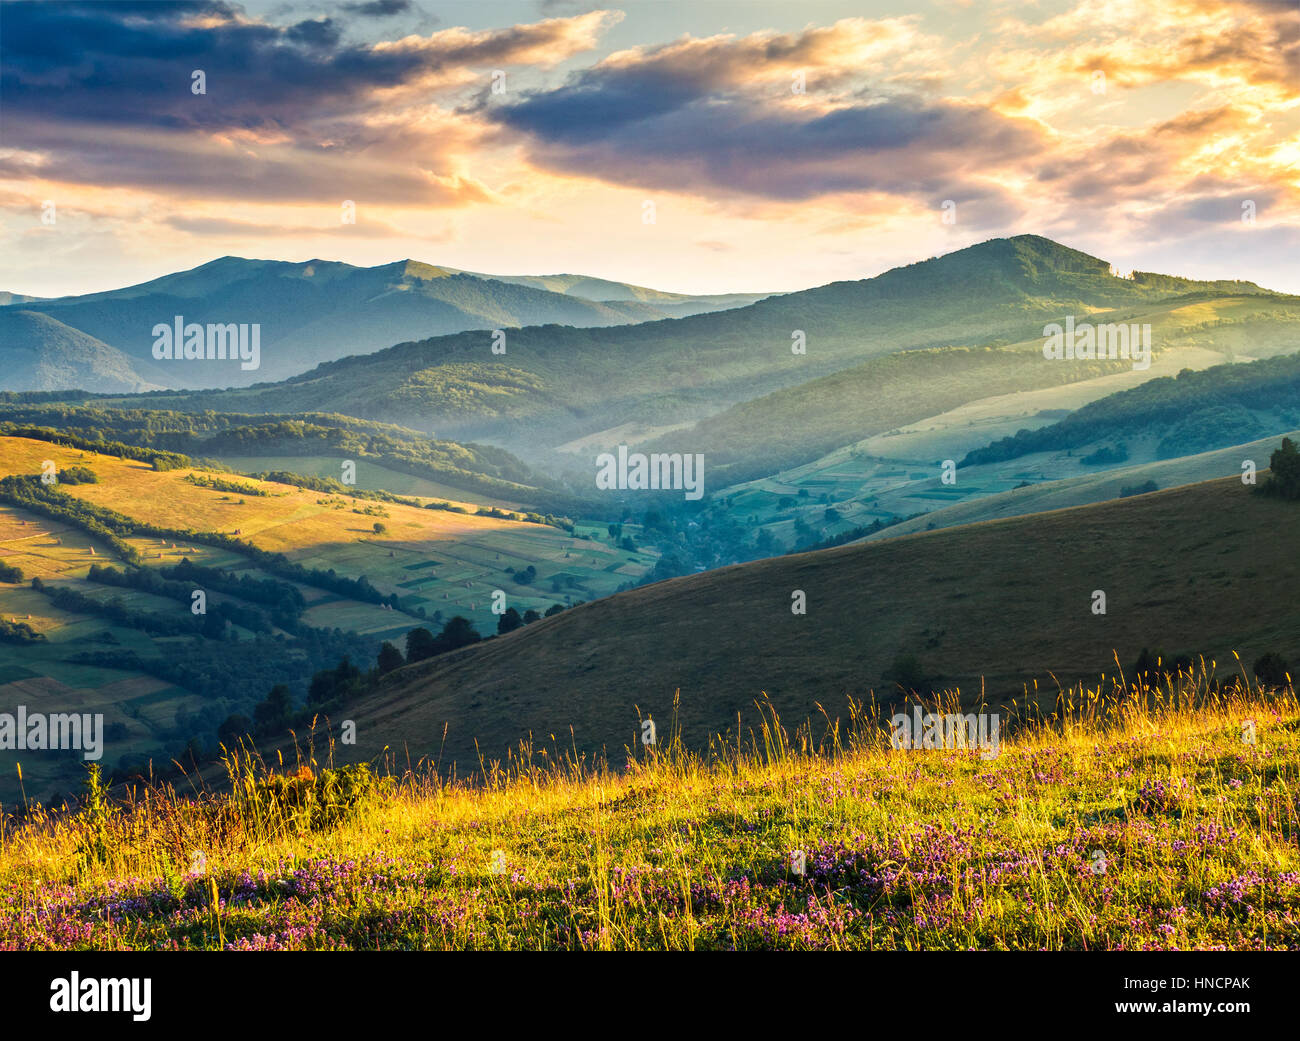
[0,435,652,804]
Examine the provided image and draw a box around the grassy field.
[0,437,650,622]
[210,454,514,508]
[0,676,1295,950]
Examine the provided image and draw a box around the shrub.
[1253,651,1292,688]
[236,763,388,835]
[57,465,98,485]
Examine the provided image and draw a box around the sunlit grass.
[1,664,1297,950]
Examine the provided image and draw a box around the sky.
[1,0,1298,298]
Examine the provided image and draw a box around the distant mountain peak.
[948,234,1112,276]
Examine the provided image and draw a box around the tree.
[1261,437,1300,500]
[218,713,252,747]
[498,607,523,635]
[254,684,293,733]
[438,615,480,651]
[523,609,541,624]
[377,641,405,674]
[405,626,439,662]
[1253,651,1291,688]
[308,669,336,705]
[334,655,362,689]
[308,656,363,705]
[373,521,387,534]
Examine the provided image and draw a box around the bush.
[1120,480,1158,498]
[1080,443,1128,466]
[0,617,44,643]
[1253,651,1292,687]
[57,465,98,485]
[238,763,388,834]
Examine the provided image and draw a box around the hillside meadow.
[0,434,650,630]
[0,677,1295,950]
[0,433,649,803]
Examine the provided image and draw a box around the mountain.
[0,292,44,306]
[441,267,773,318]
[74,236,1298,469]
[642,289,1300,488]
[335,468,1300,771]
[0,257,774,390]
[0,309,162,393]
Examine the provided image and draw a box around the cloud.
[341,0,415,16]
[489,20,1047,209]
[162,213,412,238]
[0,2,617,205]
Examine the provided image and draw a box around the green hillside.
[0,311,161,394]
[653,292,1300,488]
[963,352,1300,468]
[0,403,575,512]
